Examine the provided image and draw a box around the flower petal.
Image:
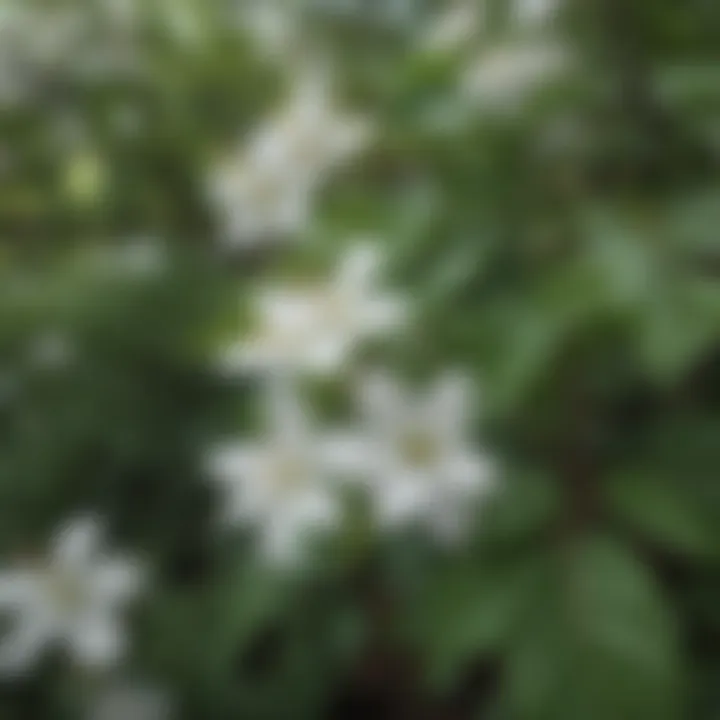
[70,612,125,669]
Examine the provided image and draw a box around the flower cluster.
[421,0,571,117]
[211,258,495,563]
[0,0,520,691]
[207,53,496,565]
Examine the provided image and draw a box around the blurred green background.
[1,0,719,717]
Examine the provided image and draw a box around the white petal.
[206,443,270,523]
[327,116,374,166]
[91,559,144,605]
[357,371,407,430]
[256,288,316,334]
[207,442,260,484]
[302,334,350,374]
[374,476,429,528]
[259,487,339,566]
[0,571,41,609]
[318,431,371,481]
[293,488,340,530]
[422,0,484,53]
[361,296,408,334]
[443,451,495,495]
[53,516,103,569]
[286,64,336,129]
[337,242,381,292]
[272,182,313,236]
[423,372,474,438]
[264,376,313,441]
[70,613,125,669]
[461,42,570,111]
[259,521,305,567]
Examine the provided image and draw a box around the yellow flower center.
[269,451,311,495]
[46,571,86,617]
[398,428,441,469]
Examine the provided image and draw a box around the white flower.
[207,382,346,565]
[349,372,494,541]
[209,154,314,248]
[420,0,486,54]
[0,517,145,675]
[208,66,374,248]
[259,66,374,182]
[220,242,407,376]
[460,41,570,113]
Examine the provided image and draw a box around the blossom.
[420,0,486,54]
[349,371,494,541]
[0,517,145,675]
[209,153,314,248]
[208,66,374,248]
[221,241,407,376]
[207,382,346,565]
[259,67,374,183]
[460,41,570,113]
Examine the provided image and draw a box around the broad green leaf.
[605,472,720,561]
[480,471,561,546]
[635,281,720,384]
[405,555,540,691]
[503,537,683,720]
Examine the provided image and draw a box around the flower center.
[270,451,311,495]
[398,428,441,469]
[46,570,86,618]
[250,170,282,212]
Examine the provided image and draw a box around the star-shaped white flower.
[256,65,373,182]
[207,382,346,565]
[0,517,144,675]
[209,153,314,248]
[208,66,374,248]
[350,371,494,541]
[220,241,407,376]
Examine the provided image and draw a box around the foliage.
[0,0,719,717]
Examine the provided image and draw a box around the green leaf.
[503,537,683,720]
[635,281,720,384]
[605,472,720,561]
[480,471,561,546]
[406,555,539,691]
